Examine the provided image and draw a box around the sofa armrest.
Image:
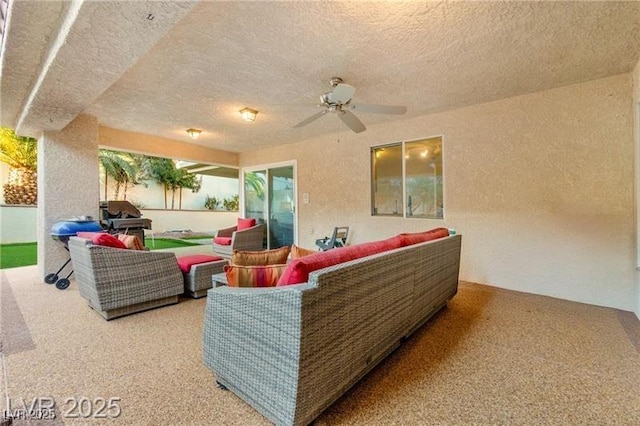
[203,284,312,424]
[216,225,237,238]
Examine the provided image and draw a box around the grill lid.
[51,219,103,237]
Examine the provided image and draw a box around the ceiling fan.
[293,77,407,133]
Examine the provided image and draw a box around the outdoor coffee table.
[212,272,228,287]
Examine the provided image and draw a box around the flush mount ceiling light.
[186,128,202,139]
[239,107,258,122]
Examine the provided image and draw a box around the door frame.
[241,160,298,248]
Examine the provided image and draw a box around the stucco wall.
[101,173,239,210]
[240,74,635,312]
[139,209,236,234]
[0,206,37,243]
[99,126,238,166]
[633,57,640,319]
[37,114,100,277]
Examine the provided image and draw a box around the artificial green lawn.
[0,242,38,269]
[0,238,201,269]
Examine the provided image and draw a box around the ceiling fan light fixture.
[186,128,202,139]
[240,107,258,122]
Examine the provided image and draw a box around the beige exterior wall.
[633,58,640,319]
[139,209,236,234]
[240,74,635,312]
[0,206,37,242]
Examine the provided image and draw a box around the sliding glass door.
[243,163,296,249]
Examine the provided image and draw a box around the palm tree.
[244,171,265,199]
[147,157,201,209]
[0,127,37,205]
[99,150,148,200]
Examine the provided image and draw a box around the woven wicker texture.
[203,234,462,425]
[68,236,185,320]
[213,223,265,258]
[184,259,228,298]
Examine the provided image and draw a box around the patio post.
[36,114,100,279]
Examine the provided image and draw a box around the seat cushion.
[398,227,449,246]
[177,254,225,273]
[237,217,257,231]
[224,264,287,287]
[231,246,290,266]
[277,236,404,286]
[213,236,232,245]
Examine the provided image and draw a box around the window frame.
[370,136,445,220]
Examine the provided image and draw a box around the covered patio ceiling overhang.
[1,1,639,155]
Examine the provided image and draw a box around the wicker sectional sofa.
[68,236,184,320]
[203,232,462,425]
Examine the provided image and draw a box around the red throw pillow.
[92,233,127,249]
[277,236,403,286]
[237,217,256,231]
[76,231,107,239]
[398,228,449,246]
[213,237,232,246]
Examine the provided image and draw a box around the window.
[371,136,443,219]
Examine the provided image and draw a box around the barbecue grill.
[99,200,152,245]
[48,217,103,289]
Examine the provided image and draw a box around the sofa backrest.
[277,227,450,286]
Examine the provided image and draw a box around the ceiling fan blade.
[293,110,328,128]
[350,103,407,115]
[339,110,366,133]
[331,83,356,104]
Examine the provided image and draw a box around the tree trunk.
[163,186,168,209]
[103,173,108,201]
[2,168,37,205]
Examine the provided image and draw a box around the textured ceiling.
[2,1,640,153]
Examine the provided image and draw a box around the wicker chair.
[68,236,184,320]
[212,223,265,258]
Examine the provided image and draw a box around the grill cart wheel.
[55,278,70,290]
[44,273,58,284]
[49,218,103,290]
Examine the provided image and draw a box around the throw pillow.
[398,227,449,246]
[117,233,144,250]
[277,236,404,286]
[213,236,232,246]
[224,264,287,287]
[237,217,257,231]
[91,233,127,249]
[291,244,316,259]
[76,231,107,239]
[232,246,290,266]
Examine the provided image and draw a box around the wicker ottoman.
[177,254,228,298]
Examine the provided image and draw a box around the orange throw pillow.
[117,233,144,250]
[224,264,287,287]
[291,244,316,259]
[232,246,290,266]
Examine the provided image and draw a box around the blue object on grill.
[47,218,104,290]
[51,219,103,238]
